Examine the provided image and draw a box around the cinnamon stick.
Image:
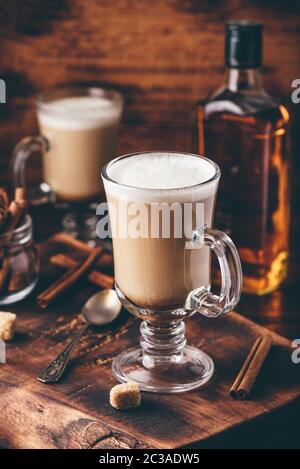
[97,253,113,267]
[3,201,23,232]
[49,232,113,266]
[50,232,96,254]
[8,271,31,292]
[0,187,27,293]
[230,335,272,400]
[14,187,26,207]
[0,256,11,292]
[37,246,103,308]
[0,187,9,229]
[50,253,114,289]
[2,187,27,235]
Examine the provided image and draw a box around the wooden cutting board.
[0,236,299,449]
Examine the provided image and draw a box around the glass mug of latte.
[12,85,123,241]
[102,152,242,393]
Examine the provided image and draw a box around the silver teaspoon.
[37,289,122,383]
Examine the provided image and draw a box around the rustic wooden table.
[0,204,299,449]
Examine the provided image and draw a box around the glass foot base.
[62,211,98,245]
[112,345,214,393]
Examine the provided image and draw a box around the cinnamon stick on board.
[37,246,103,308]
[49,232,113,266]
[50,253,114,289]
[230,335,272,400]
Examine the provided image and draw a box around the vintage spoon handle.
[37,323,88,383]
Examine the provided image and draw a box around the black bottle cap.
[225,21,263,69]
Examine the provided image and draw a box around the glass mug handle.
[185,227,243,318]
[11,135,52,205]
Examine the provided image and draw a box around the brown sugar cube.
[110,382,141,410]
[0,311,17,341]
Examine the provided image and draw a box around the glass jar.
[0,215,39,305]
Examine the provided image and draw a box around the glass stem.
[140,320,186,368]
[62,210,97,243]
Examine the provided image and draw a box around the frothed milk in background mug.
[37,92,122,201]
[12,86,123,241]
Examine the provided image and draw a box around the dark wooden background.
[0,0,300,335]
[1,1,300,175]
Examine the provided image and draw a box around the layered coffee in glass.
[102,152,242,393]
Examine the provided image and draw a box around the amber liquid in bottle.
[193,69,290,295]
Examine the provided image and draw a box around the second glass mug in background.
[11,85,123,242]
[102,151,242,393]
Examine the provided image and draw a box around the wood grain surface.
[0,235,299,449]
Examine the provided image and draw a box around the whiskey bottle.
[193,21,290,295]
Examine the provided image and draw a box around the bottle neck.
[225,68,263,93]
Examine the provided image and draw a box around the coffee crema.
[104,153,220,310]
[38,95,122,202]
